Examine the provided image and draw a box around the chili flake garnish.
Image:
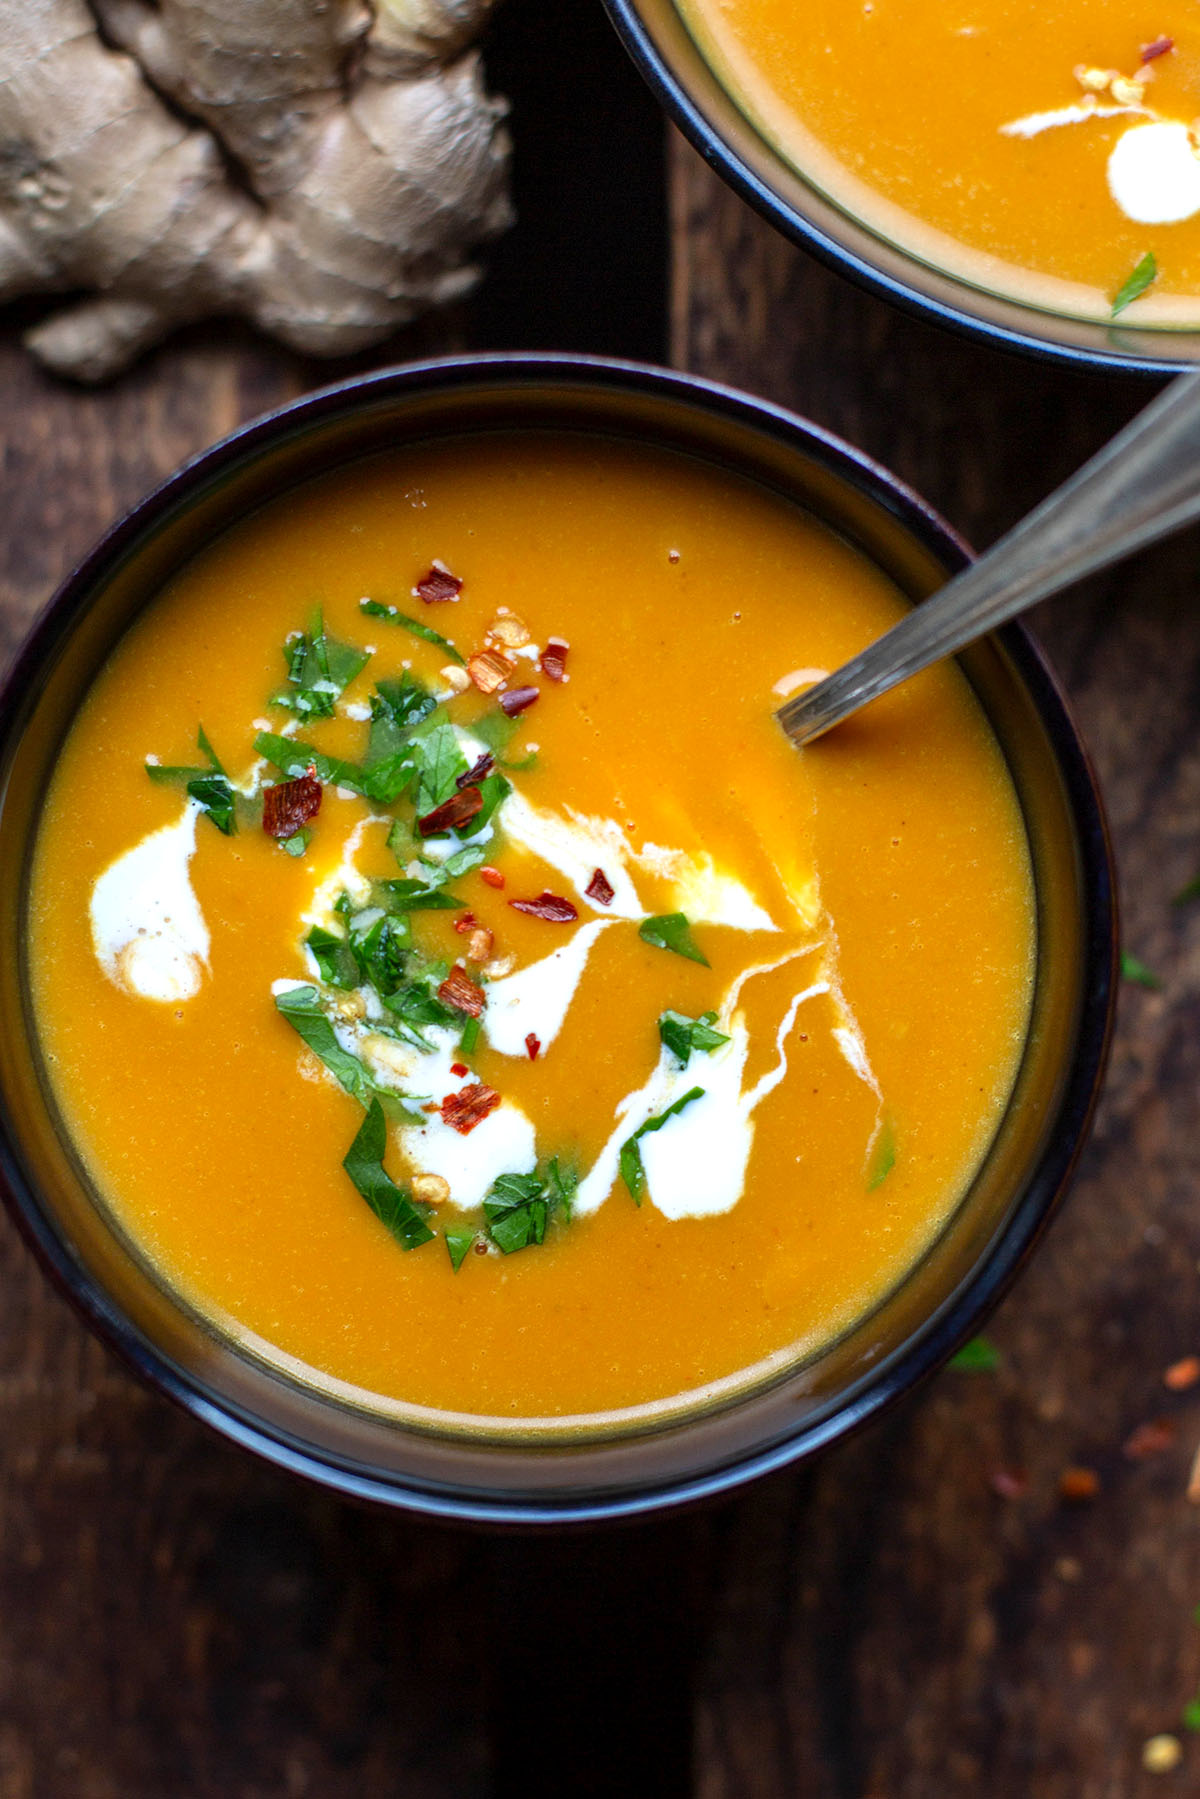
[263,771,321,839]
[467,649,515,694]
[585,867,615,906]
[541,637,569,682]
[418,785,483,838]
[499,685,539,718]
[525,1032,541,1061]
[438,966,487,1017]
[450,1063,469,1078]
[441,1082,501,1134]
[509,891,579,923]
[1141,33,1174,61]
[414,561,462,604]
[454,912,479,934]
[480,865,506,889]
[458,751,495,789]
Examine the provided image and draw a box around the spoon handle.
[777,369,1200,746]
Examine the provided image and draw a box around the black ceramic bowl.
[604,0,1200,374]
[0,355,1115,1522]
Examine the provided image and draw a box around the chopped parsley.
[1111,252,1158,318]
[273,985,424,1122]
[482,1159,578,1254]
[1121,950,1162,990]
[359,597,465,665]
[658,1009,729,1067]
[948,1336,1001,1373]
[343,1099,434,1251]
[273,610,370,717]
[866,1114,896,1191]
[146,724,240,835]
[639,912,709,967]
[619,1087,705,1204]
[445,1227,477,1272]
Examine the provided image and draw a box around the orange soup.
[28,435,1034,1425]
[678,0,1200,324]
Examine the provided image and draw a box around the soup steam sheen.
[29,435,1035,1427]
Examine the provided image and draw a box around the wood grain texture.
[672,130,1200,1799]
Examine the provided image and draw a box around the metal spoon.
[777,369,1200,747]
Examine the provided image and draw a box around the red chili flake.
[509,891,579,923]
[414,561,462,604]
[417,785,483,838]
[541,637,569,682]
[585,867,615,906]
[467,649,514,694]
[480,865,506,889]
[499,685,539,718]
[989,1467,1029,1501]
[263,773,321,839]
[1141,33,1174,61]
[1123,1417,1176,1461]
[1059,1466,1101,1502]
[454,912,479,934]
[441,1082,501,1135]
[438,966,487,1018]
[458,752,494,789]
[525,1032,541,1061]
[1164,1356,1200,1392]
[450,1063,469,1078]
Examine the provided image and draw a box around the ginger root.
[0,0,511,380]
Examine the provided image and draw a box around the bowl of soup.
[605,0,1200,369]
[0,355,1114,1521]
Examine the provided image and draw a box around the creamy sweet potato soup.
[678,0,1200,324]
[29,435,1034,1423]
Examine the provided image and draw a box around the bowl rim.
[601,0,1200,377]
[0,352,1118,1523]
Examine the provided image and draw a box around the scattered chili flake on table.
[440,1083,501,1134]
[1123,1418,1176,1461]
[585,867,615,906]
[1059,1466,1101,1502]
[509,891,579,922]
[414,561,462,603]
[1164,1356,1200,1392]
[525,1033,541,1061]
[438,966,487,1017]
[263,771,321,838]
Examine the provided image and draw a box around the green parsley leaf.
[459,1014,481,1056]
[658,1009,729,1067]
[639,913,709,967]
[1111,251,1158,317]
[273,985,424,1119]
[866,1114,896,1191]
[440,843,488,880]
[371,877,464,913]
[381,979,458,1046]
[410,721,468,816]
[343,1099,434,1251]
[475,771,512,831]
[348,911,412,996]
[359,598,465,665]
[254,731,363,792]
[948,1336,1001,1373]
[469,710,519,756]
[445,1228,476,1272]
[1173,876,1200,906]
[1121,950,1162,990]
[273,610,371,718]
[146,726,239,834]
[305,925,360,990]
[280,827,312,857]
[619,1087,706,1204]
[481,1160,579,1254]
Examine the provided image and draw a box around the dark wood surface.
[2,5,1200,1792]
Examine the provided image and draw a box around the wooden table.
[2,5,1199,1794]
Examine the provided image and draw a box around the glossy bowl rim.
[602,0,1197,378]
[0,352,1117,1523]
